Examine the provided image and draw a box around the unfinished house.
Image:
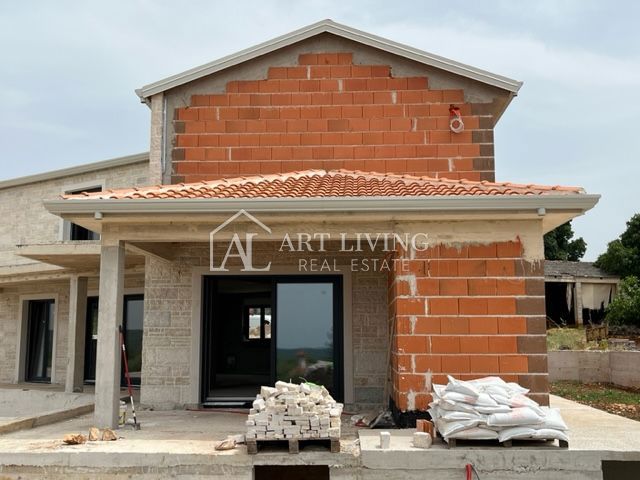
[0,20,599,429]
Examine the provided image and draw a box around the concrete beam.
[65,276,88,393]
[94,242,125,428]
[125,242,175,263]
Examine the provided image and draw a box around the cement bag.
[474,404,511,414]
[440,410,486,422]
[468,376,507,388]
[498,427,569,443]
[444,376,479,397]
[432,384,446,398]
[437,399,477,414]
[436,418,483,437]
[506,382,530,395]
[490,393,544,415]
[427,407,441,420]
[487,407,543,427]
[538,408,569,431]
[446,427,499,441]
[441,391,498,407]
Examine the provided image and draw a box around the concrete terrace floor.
[0,395,638,478]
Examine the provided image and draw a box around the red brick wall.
[388,240,548,412]
[172,52,495,183]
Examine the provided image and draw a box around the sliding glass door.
[202,275,343,403]
[275,281,341,397]
[25,299,55,382]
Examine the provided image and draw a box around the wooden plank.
[246,438,337,455]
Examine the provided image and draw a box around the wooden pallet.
[246,437,340,454]
[446,437,569,449]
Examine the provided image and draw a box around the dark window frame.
[66,186,102,240]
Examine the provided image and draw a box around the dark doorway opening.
[545,282,574,326]
[25,299,55,383]
[602,460,640,480]
[84,294,144,386]
[254,465,329,480]
[201,275,343,405]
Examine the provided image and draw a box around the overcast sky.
[1,1,638,260]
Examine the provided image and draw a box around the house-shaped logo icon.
[209,210,272,272]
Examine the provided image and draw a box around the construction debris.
[84,427,118,442]
[246,381,343,441]
[62,433,86,445]
[413,431,432,449]
[101,429,118,441]
[378,431,391,449]
[215,438,237,451]
[88,427,101,441]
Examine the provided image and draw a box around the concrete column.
[94,242,125,428]
[65,275,88,393]
[574,281,583,326]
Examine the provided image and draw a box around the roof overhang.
[45,194,600,216]
[135,19,523,102]
[44,194,600,236]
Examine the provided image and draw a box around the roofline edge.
[44,193,600,216]
[135,19,523,101]
[0,152,150,190]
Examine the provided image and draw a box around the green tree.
[595,214,640,278]
[605,276,640,327]
[544,221,587,261]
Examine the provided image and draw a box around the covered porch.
[41,170,598,428]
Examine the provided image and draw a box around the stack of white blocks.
[246,381,343,441]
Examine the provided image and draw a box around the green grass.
[546,327,608,351]
[552,381,640,405]
[551,381,640,421]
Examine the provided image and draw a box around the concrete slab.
[0,395,637,479]
[0,387,94,434]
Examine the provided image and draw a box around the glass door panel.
[276,282,336,395]
[84,297,99,383]
[123,295,144,386]
[25,299,54,382]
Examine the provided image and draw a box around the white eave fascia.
[44,194,600,216]
[0,152,149,190]
[135,19,523,101]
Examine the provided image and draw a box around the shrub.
[606,276,640,327]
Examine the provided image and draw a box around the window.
[66,186,102,240]
[244,305,271,341]
[25,299,55,382]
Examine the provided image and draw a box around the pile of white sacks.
[246,381,343,440]
[429,376,569,443]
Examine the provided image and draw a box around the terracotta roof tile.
[63,169,585,200]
